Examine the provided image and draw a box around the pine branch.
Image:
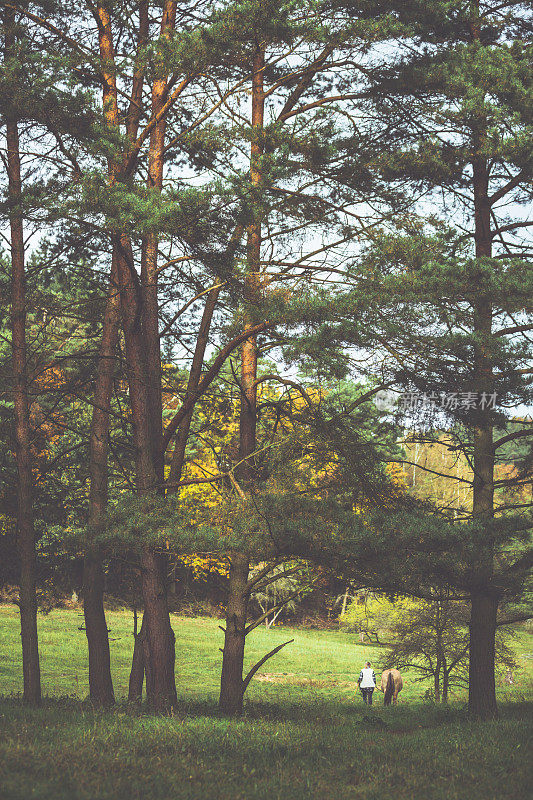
[490,169,529,205]
[493,429,533,450]
[494,324,533,337]
[246,560,283,591]
[505,550,533,575]
[496,614,533,626]
[245,583,313,635]
[250,567,303,595]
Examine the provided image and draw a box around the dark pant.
[361,687,374,705]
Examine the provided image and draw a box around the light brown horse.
[380,669,403,705]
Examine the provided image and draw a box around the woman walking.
[357,661,376,705]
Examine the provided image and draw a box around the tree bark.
[468,591,498,716]
[91,2,145,707]
[219,552,249,715]
[83,556,114,705]
[92,1,177,712]
[5,5,41,705]
[82,255,120,706]
[115,234,178,711]
[128,611,156,704]
[468,96,498,717]
[139,550,177,711]
[434,638,442,704]
[442,658,449,704]
[127,4,179,711]
[219,42,264,716]
[434,669,441,704]
[140,0,177,487]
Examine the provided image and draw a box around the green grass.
[1,605,532,800]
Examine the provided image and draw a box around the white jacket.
[359,668,376,688]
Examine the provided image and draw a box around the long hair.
[384,672,395,706]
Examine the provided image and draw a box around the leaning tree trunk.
[129,612,146,701]
[219,43,264,717]
[5,6,41,705]
[83,255,120,706]
[167,286,220,490]
[166,225,244,492]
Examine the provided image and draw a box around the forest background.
[0,0,532,726]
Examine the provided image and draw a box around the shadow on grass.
[2,692,530,732]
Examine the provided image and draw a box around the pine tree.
[2,5,41,704]
[293,0,532,718]
[212,0,403,715]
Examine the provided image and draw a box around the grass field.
[0,605,532,800]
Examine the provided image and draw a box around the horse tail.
[384,672,394,706]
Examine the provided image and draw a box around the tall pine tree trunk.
[219,552,249,715]
[469,416,497,718]
[139,551,176,711]
[468,113,497,718]
[140,0,177,488]
[124,1,178,711]
[92,1,177,712]
[219,43,264,716]
[83,254,120,706]
[88,0,134,707]
[434,633,442,703]
[116,235,178,712]
[82,557,114,704]
[5,6,41,705]
[118,236,177,712]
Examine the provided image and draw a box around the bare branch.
[241,639,294,693]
